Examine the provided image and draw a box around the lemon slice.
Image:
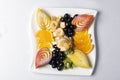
[36,8,51,29]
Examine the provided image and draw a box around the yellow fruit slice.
[36,8,51,29]
[57,37,72,51]
[73,30,94,54]
[48,16,61,32]
[68,49,91,68]
[84,44,94,54]
[35,30,54,42]
[37,42,52,49]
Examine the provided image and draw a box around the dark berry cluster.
[60,13,77,37]
[49,45,66,71]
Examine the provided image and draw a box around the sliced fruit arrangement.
[34,8,94,71]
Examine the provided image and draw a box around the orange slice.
[35,30,54,42]
[73,30,94,54]
[37,42,52,49]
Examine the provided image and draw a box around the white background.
[0,0,120,80]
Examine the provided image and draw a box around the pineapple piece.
[68,49,91,68]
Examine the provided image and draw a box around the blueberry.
[53,44,57,48]
[59,51,65,57]
[55,47,60,52]
[70,25,76,29]
[73,25,76,29]
[60,17,65,22]
[65,32,70,36]
[67,17,73,22]
[63,28,74,37]
[49,59,55,65]
[64,13,70,21]
[59,56,65,61]
[63,28,67,32]
[68,32,74,37]
[57,66,63,71]
[57,65,64,71]
[59,62,64,67]
[63,29,68,35]
[52,55,59,61]
[52,50,57,54]
[67,28,73,33]
[52,52,57,58]
[73,14,79,18]
[52,63,57,68]
[64,13,70,19]
[57,62,64,71]
[64,31,69,36]
[56,60,60,65]
[65,22,71,27]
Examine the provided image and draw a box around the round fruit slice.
[57,37,72,51]
[48,16,61,32]
[35,48,52,68]
[73,30,94,54]
[35,30,54,42]
[68,49,91,68]
[37,42,52,49]
[49,21,58,32]
[36,8,51,29]
[72,14,94,31]
[53,28,64,37]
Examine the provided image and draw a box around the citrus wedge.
[35,30,54,42]
[73,30,94,54]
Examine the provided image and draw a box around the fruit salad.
[34,8,94,71]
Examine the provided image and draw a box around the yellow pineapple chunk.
[68,49,91,68]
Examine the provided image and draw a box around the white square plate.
[30,8,97,76]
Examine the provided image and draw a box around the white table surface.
[0,0,120,80]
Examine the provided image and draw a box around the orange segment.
[35,30,54,42]
[73,30,94,54]
[37,42,52,49]
[84,44,94,54]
